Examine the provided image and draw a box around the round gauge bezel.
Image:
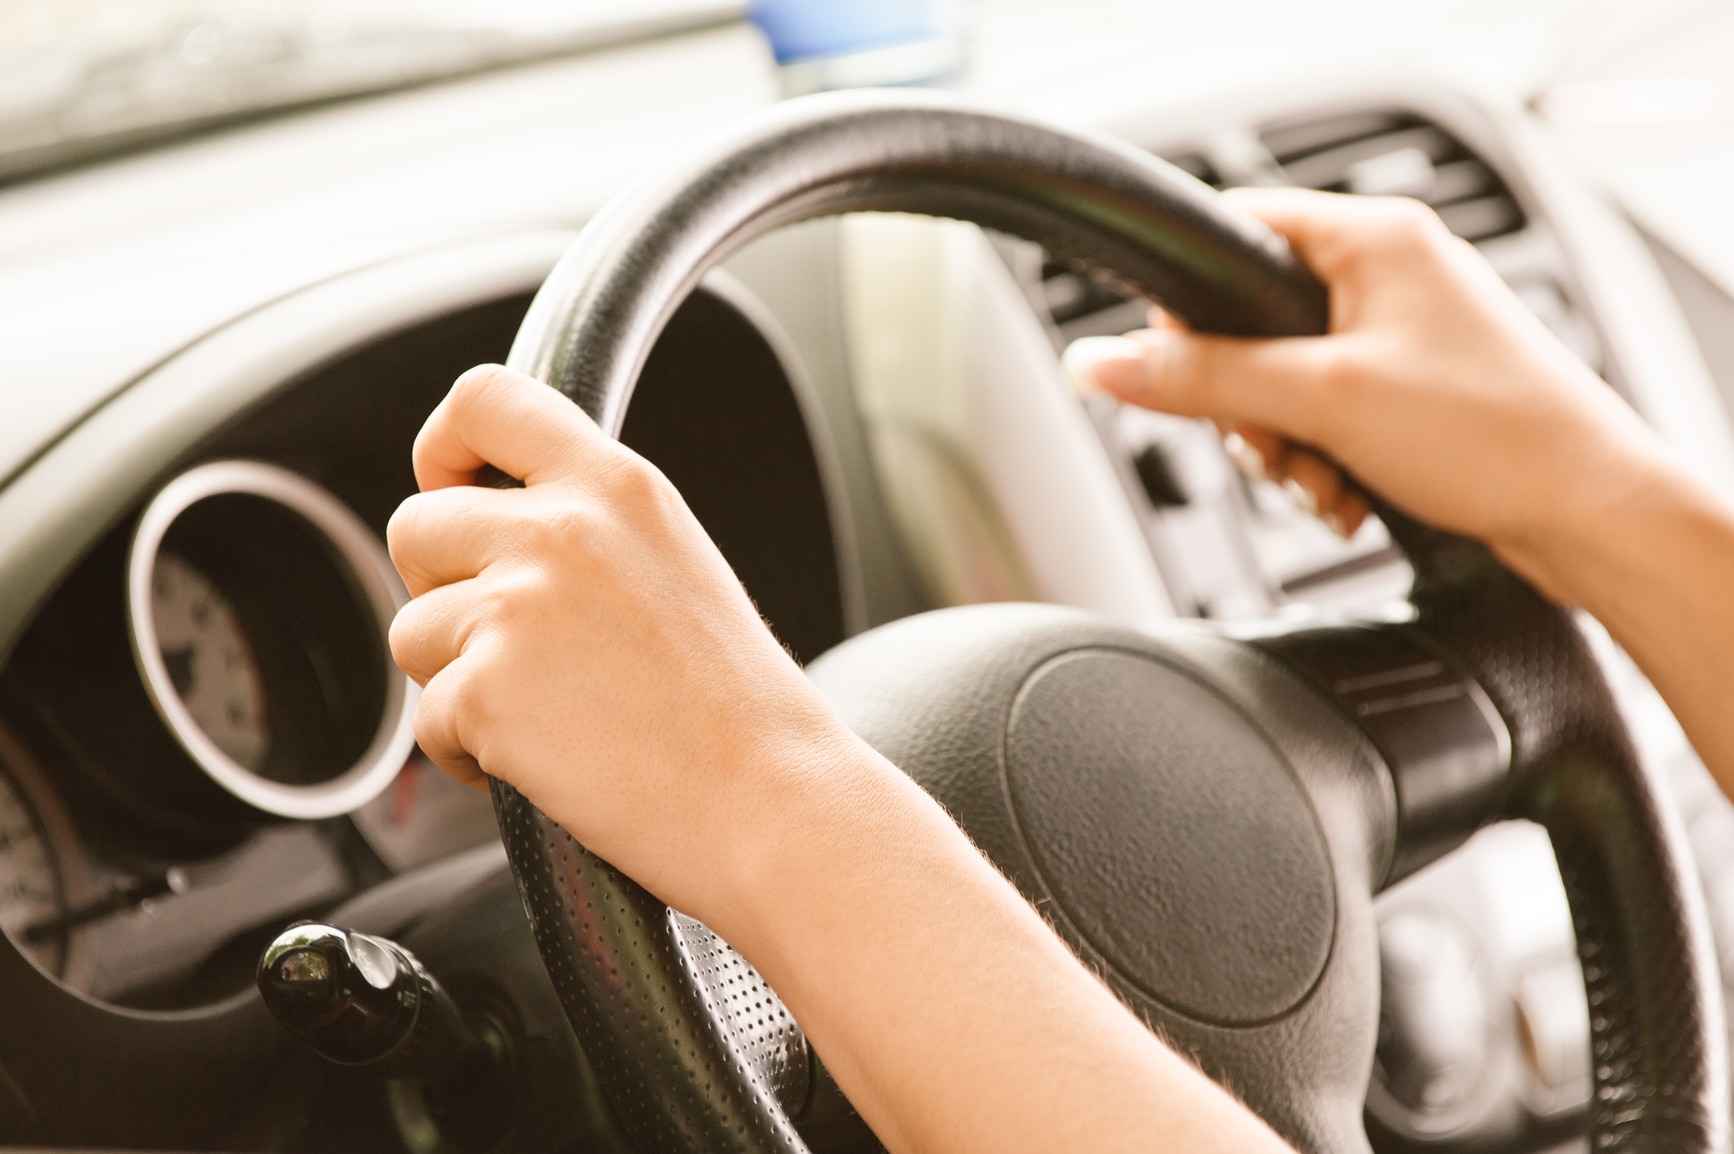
[127,460,418,820]
[0,722,93,989]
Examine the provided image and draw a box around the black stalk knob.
[257,922,469,1083]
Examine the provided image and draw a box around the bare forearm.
[704,739,1292,1154]
[1512,455,1734,796]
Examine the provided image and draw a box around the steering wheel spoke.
[1250,618,1510,885]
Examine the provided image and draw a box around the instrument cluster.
[0,459,501,1009]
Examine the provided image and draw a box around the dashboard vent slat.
[1025,116,1528,351]
[1436,195,1524,244]
[1165,151,1225,189]
[1261,111,1407,164]
[1262,113,1527,243]
[1277,125,1455,190]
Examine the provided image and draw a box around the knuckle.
[445,657,502,741]
[1279,347,1361,444]
[387,605,419,670]
[521,499,600,564]
[599,448,672,507]
[412,679,455,749]
[447,363,517,422]
[385,496,423,565]
[477,571,542,633]
[434,661,481,730]
[1149,335,1208,408]
[412,677,443,726]
[1184,339,1232,401]
[1372,197,1450,252]
[1310,346,1373,411]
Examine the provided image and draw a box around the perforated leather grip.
[504,89,1326,441]
[1394,519,1729,1152]
[491,781,809,1152]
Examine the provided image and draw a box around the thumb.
[1062,329,1338,448]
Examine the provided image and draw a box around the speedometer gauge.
[0,725,89,985]
[128,460,417,820]
[151,552,268,771]
[0,772,59,956]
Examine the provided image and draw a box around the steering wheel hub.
[1005,648,1335,1025]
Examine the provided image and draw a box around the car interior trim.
[837,213,1176,621]
[0,229,574,667]
[125,459,417,820]
[689,267,870,638]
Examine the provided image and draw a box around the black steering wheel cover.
[504,89,1325,441]
[492,89,1727,1153]
[1392,524,1729,1150]
[490,781,809,1153]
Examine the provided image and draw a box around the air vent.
[1262,111,1526,243]
[1029,118,1527,346]
[1163,151,1224,188]
[1040,256,1139,329]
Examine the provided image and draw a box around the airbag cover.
[1004,649,1335,1025]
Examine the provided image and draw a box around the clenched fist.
[385,364,862,915]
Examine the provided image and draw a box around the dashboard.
[1,12,1732,1154]
[0,269,855,1150]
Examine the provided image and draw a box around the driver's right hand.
[1062,186,1678,608]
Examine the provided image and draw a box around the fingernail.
[1283,477,1319,516]
[1062,336,1145,398]
[1222,432,1268,482]
[1323,510,1346,537]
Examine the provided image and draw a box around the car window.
[0,0,740,182]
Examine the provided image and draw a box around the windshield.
[3,0,1725,188]
[0,0,739,183]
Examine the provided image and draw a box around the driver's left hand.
[385,363,861,914]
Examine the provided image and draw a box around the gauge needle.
[21,867,188,943]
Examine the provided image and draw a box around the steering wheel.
[487,90,1728,1154]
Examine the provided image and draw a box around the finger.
[1219,422,1369,537]
[1062,328,1340,445]
[412,664,487,789]
[1218,422,1288,484]
[1327,489,1371,539]
[387,485,520,597]
[1282,449,1345,518]
[1144,305,1186,333]
[389,580,481,686]
[1220,186,1364,257]
[414,363,607,492]
[1223,186,1452,282]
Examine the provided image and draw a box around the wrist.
[696,726,984,987]
[1491,438,1723,612]
[686,723,898,944]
